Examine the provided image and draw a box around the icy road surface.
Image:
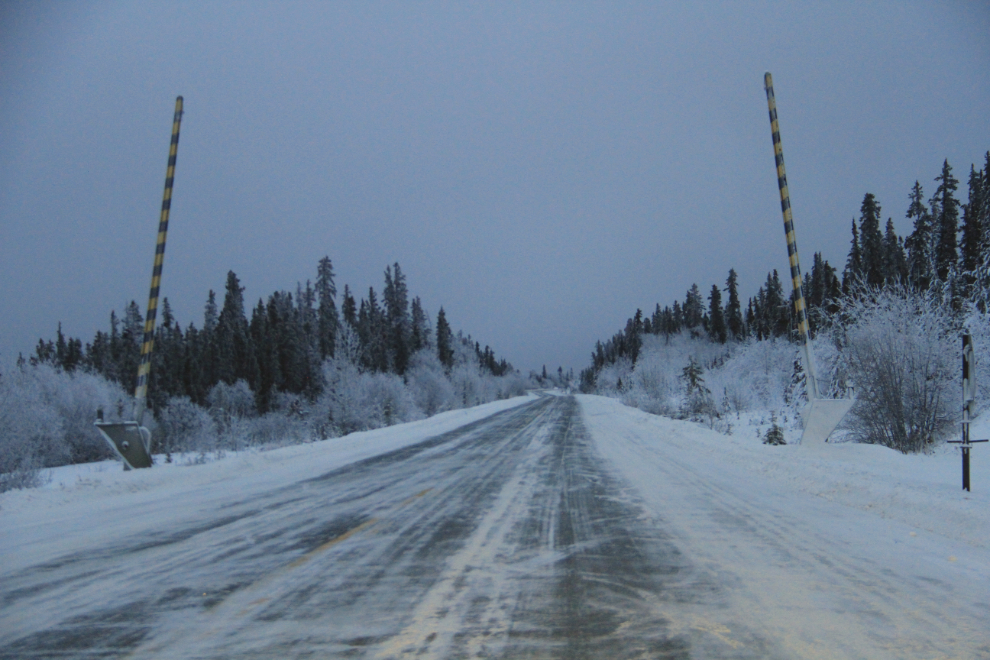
[2,394,988,658]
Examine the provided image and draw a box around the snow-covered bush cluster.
[0,365,128,492]
[591,284,990,454]
[611,333,802,433]
[834,287,958,452]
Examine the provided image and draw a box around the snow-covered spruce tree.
[830,285,956,453]
[933,159,961,283]
[679,356,717,422]
[763,412,786,445]
[725,269,745,340]
[316,256,339,361]
[858,193,886,288]
[905,180,934,291]
[708,284,726,344]
[435,307,454,370]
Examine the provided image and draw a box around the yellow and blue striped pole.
[134,96,183,424]
[764,73,820,399]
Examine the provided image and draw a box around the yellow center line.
[287,518,379,569]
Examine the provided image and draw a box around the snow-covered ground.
[582,394,990,657]
[695,405,990,550]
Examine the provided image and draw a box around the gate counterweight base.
[95,421,153,469]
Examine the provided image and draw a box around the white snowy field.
[0,395,538,572]
[581,394,990,657]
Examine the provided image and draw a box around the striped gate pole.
[133,96,183,425]
[763,73,820,399]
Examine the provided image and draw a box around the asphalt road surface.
[3,395,983,658]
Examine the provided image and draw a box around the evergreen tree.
[671,301,683,332]
[341,284,357,328]
[315,256,339,360]
[843,219,863,291]
[683,284,704,329]
[708,285,726,343]
[251,298,280,412]
[858,193,885,287]
[623,310,644,363]
[806,253,839,331]
[904,180,933,290]
[361,287,388,372]
[383,263,411,374]
[182,322,208,405]
[216,271,256,387]
[960,163,986,276]
[933,159,960,281]
[118,301,144,395]
[724,269,744,339]
[148,298,184,412]
[766,270,788,337]
[410,296,430,352]
[268,290,305,394]
[982,152,990,259]
[203,290,219,334]
[745,299,756,336]
[85,329,112,378]
[882,218,907,285]
[436,307,453,369]
[295,280,320,396]
[201,290,219,387]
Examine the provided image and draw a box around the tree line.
[29,259,513,416]
[582,151,990,391]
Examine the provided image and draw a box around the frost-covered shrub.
[623,345,678,416]
[596,357,634,396]
[962,303,990,418]
[0,368,63,491]
[367,372,421,427]
[833,287,956,453]
[0,364,129,487]
[318,352,369,435]
[495,370,528,399]
[246,410,311,447]
[206,380,256,422]
[406,350,455,416]
[705,338,797,413]
[39,367,127,464]
[451,364,484,408]
[156,396,217,454]
[318,325,421,435]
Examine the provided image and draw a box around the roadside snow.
[595,397,990,549]
[580,394,990,658]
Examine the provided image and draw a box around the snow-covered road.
[1,394,988,658]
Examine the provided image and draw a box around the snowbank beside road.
[579,394,990,658]
[581,395,990,549]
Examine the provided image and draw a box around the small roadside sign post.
[948,334,987,492]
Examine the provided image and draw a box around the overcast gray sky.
[2,1,988,375]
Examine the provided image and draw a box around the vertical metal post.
[764,73,820,400]
[133,96,183,425]
[963,333,972,491]
[951,333,986,490]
